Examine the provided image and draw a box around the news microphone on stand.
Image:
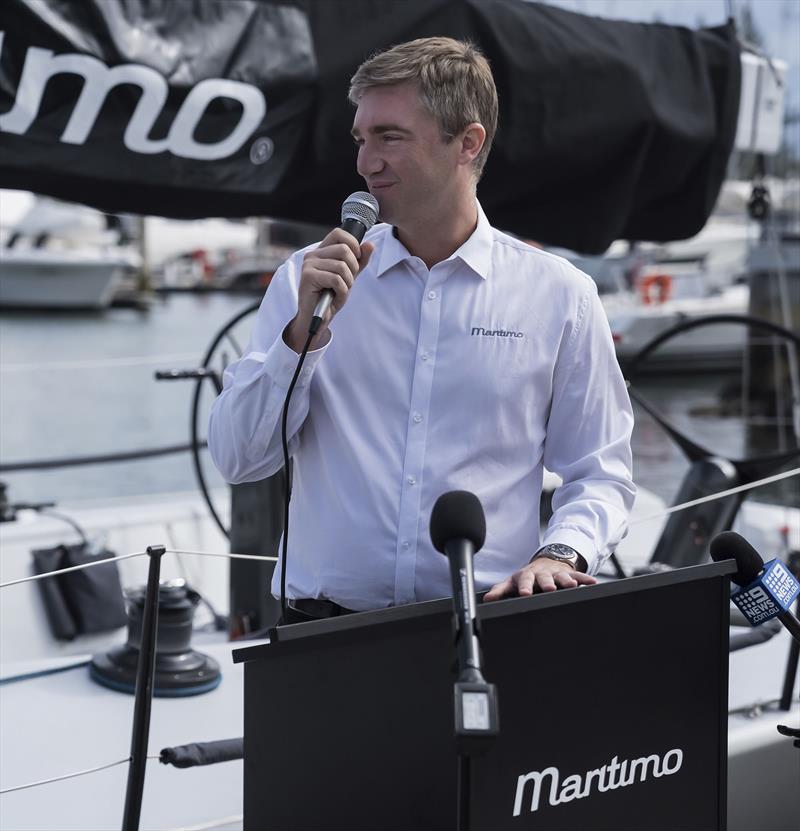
[309,191,379,335]
[710,531,800,644]
[431,490,499,831]
[430,491,499,744]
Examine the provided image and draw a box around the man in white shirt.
[208,37,636,621]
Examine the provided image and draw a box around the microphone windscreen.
[430,490,486,554]
[710,531,764,586]
[341,191,379,230]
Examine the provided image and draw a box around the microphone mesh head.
[430,490,486,554]
[341,191,379,230]
[709,531,764,586]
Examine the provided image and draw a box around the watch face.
[546,545,576,560]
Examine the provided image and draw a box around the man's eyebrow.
[350,124,412,137]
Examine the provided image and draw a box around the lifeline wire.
[1,470,796,590]
[0,550,147,588]
[629,467,799,527]
[167,548,278,563]
[0,755,163,795]
[0,548,276,591]
[0,757,131,794]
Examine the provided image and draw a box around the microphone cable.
[274,192,378,626]
[279,330,314,625]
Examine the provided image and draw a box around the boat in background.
[551,190,795,372]
[0,192,140,310]
[605,280,750,372]
[151,216,323,293]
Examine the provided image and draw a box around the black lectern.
[233,561,735,831]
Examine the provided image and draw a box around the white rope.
[0,550,146,588]
[630,467,800,527]
[167,548,278,563]
[0,757,130,794]
[165,815,244,831]
[0,352,200,373]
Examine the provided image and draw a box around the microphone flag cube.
[731,559,800,626]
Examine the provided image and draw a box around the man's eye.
[383,135,401,142]
[353,138,364,147]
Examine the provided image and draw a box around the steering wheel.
[624,312,800,493]
[189,300,261,539]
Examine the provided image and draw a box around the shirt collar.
[373,199,493,281]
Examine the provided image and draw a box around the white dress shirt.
[208,201,636,611]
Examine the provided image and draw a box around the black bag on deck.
[32,543,128,640]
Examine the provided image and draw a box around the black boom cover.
[0,0,741,252]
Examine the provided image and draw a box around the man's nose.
[357,143,383,178]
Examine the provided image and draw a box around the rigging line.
[0,352,201,373]
[0,550,146,589]
[629,467,800,527]
[0,757,130,794]
[167,548,278,563]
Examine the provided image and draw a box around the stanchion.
[121,544,165,831]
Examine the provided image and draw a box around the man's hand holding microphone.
[284,192,379,353]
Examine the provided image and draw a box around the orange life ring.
[638,273,672,305]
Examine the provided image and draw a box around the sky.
[537,0,800,154]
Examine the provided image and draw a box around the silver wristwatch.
[532,543,585,572]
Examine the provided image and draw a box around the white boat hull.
[604,285,750,372]
[0,251,127,310]
[0,490,797,830]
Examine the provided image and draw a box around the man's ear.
[458,122,486,167]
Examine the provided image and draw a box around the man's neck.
[395,197,478,270]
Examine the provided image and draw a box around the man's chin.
[370,189,398,224]
[376,206,398,226]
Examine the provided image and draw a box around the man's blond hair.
[349,37,498,180]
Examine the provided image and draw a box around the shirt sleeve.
[207,254,330,484]
[541,275,636,574]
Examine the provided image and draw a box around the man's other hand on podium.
[483,557,597,602]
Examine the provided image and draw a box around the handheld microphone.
[309,191,379,335]
[430,491,498,749]
[710,531,800,644]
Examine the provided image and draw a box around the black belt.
[287,598,357,620]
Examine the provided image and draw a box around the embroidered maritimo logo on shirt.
[471,326,524,338]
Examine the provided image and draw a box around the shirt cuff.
[256,327,331,391]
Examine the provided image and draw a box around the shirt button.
[427,290,436,300]
[420,351,429,362]
[413,413,423,423]
[402,540,410,549]
[407,476,416,485]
